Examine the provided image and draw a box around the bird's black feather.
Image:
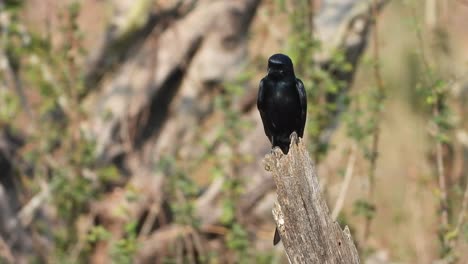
[257,53,308,245]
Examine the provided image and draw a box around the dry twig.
[364,0,385,240]
[332,144,357,220]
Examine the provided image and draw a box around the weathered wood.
[264,133,360,264]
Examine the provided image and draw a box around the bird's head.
[267,53,295,80]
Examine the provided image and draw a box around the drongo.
[257,53,307,245]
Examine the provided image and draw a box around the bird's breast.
[266,82,299,107]
[263,81,301,129]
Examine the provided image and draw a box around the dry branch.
[264,133,360,264]
[332,144,357,220]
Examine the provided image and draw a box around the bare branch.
[332,144,357,220]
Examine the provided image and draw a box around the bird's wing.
[257,78,266,110]
[257,78,273,141]
[296,78,307,137]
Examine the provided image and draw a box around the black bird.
[257,53,307,245]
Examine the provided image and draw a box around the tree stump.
[264,133,360,264]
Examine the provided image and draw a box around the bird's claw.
[272,146,284,157]
[289,131,299,144]
[289,132,300,152]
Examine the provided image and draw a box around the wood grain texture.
[264,133,360,264]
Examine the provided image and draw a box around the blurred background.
[1,0,468,263]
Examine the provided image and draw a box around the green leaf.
[353,199,376,218]
[87,225,111,243]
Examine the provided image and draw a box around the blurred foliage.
[111,222,139,264]
[1,0,468,263]
[153,70,259,262]
[283,0,353,160]
[1,1,120,262]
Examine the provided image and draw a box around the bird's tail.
[273,227,281,245]
[278,143,289,155]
